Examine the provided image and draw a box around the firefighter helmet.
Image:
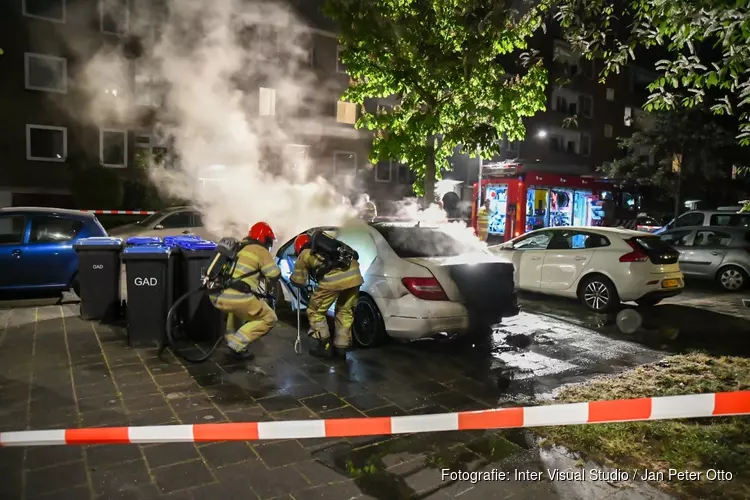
[248,222,276,248]
[294,233,310,255]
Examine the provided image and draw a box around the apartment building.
[0,0,409,210]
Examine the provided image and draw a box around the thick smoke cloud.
[71,0,487,251]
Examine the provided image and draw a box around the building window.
[134,62,164,107]
[100,0,129,35]
[375,161,392,182]
[336,45,347,73]
[579,95,593,118]
[284,144,309,172]
[259,87,276,116]
[334,151,357,176]
[253,25,279,61]
[100,129,128,167]
[24,53,67,93]
[580,133,591,156]
[337,100,357,124]
[624,107,633,127]
[583,59,595,79]
[134,134,168,169]
[606,88,615,101]
[26,125,67,162]
[604,124,613,138]
[397,164,410,184]
[554,96,568,113]
[23,0,66,23]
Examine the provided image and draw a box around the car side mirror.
[154,224,164,230]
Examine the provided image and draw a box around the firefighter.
[360,194,377,222]
[290,232,364,358]
[477,198,490,242]
[211,222,281,361]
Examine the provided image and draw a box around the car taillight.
[619,239,649,262]
[401,277,449,301]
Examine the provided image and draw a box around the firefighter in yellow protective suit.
[211,221,281,361]
[290,231,364,358]
[476,198,490,242]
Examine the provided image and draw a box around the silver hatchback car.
[659,226,750,291]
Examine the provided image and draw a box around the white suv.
[491,226,684,311]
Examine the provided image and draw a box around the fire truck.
[471,162,641,243]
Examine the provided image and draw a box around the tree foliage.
[323,0,548,201]
[603,108,739,200]
[549,0,750,145]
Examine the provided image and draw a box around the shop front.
[471,167,632,242]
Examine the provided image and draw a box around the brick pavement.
[0,303,673,500]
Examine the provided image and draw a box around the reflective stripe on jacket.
[233,243,281,294]
[477,208,489,240]
[291,248,364,291]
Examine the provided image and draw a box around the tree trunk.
[423,135,436,209]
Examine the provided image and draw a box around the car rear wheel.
[71,276,81,298]
[353,295,387,347]
[579,275,619,313]
[716,266,747,292]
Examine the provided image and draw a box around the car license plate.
[662,279,681,288]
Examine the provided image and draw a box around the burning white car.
[275,221,519,347]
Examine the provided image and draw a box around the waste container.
[173,239,225,342]
[121,244,174,348]
[73,237,124,321]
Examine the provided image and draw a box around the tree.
[549,0,750,145]
[603,108,740,213]
[323,0,548,203]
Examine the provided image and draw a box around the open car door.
[275,227,338,311]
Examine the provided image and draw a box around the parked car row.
[2,206,748,347]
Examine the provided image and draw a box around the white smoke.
[69,0,486,253]
[139,0,367,243]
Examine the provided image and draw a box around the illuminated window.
[259,87,276,116]
[336,101,357,124]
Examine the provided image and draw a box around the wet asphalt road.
[0,283,747,499]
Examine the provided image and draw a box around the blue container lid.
[176,239,216,251]
[122,245,173,255]
[126,236,163,246]
[164,234,202,247]
[74,236,124,248]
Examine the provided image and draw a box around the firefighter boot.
[223,335,255,363]
[309,336,334,359]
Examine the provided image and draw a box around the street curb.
[1,391,748,446]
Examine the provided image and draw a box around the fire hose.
[160,286,278,364]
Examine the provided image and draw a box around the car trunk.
[406,254,517,323]
[631,236,681,272]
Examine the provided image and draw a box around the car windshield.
[374,225,482,258]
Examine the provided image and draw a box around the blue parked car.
[0,207,108,295]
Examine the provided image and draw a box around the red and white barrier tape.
[82,210,156,215]
[1,392,748,446]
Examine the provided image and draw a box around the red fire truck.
[471,163,641,242]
